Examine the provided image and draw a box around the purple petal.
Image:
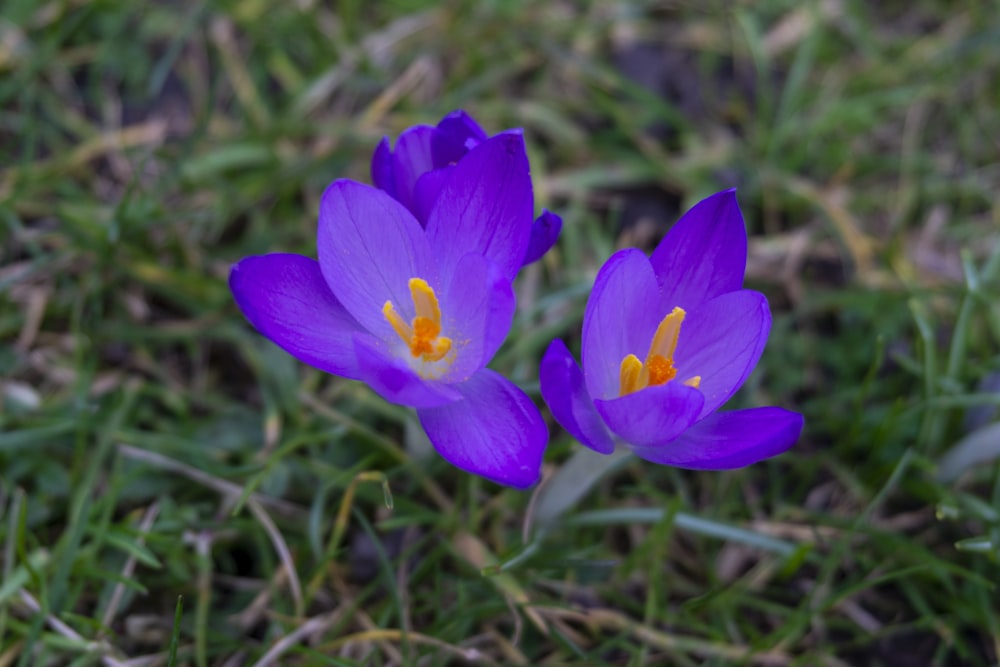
[417,369,547,489]
[650,189,747,312]
[317,180,436,342]
[522,209,562,265]
[539,339,615,454]
[432,109,488,165]
[595,382,705,449]
[631,407,802,469]
[370,137,396,198]
[353,334,463,408]
[230,254,365,380]
[389,125,435,213]
[411,165,454,226]
[674,290,770,417]
[581,249,662,400]
[439,253,515,382]
[425,132,534,282]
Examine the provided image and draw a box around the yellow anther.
[383,278,453,362]
[648,307,685,362]
[618,354,644,396]
[409,279,442,325]
[383,302,413,342]
[617,306,701,396]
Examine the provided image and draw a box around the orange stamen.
[646,354,677,386]
[617,306,701,396]
[383,279,452,362]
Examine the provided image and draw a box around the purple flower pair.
[231,110,801,488]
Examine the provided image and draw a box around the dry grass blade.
[245,499,304,619]
[116,444,307,521]
[316,629,500,666]
[249,609,343,667]
[17,590,128,667]
[536,606,798,666]
[100,502,161,632]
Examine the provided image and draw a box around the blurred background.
[2,1,999,665]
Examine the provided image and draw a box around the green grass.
[2,0,1000,664]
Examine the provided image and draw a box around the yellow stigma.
[617,306,701,396]
[383,278,452,362]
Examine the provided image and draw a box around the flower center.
[382,278,453,362]
[618,306,701,396]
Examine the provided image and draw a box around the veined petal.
[650,189,747,311]
[522,209,562,265]
[229,254,364,380]
[631,407,802,469]
[388,125,435,213]
[425,132,533,281]
[539,339,615,454]
[432,109,488,165]
[594,382,704,449]
[674,290,770,417]
[353,334,462,408]
[439,253,515,382]
[418,369,547,489]
[317,180,436,342]
[581,249,662,400]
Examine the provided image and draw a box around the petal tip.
[522,209,563,265]
[319,177,356,205]
[495,130,527,154]
[506,468,542,490]
[418,370,548,489]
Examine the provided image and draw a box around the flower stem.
[528,445,634,536]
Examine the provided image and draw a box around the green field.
[2,1,999,665]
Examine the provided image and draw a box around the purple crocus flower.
[372,109,561,266]
[230,133,547,488]
[539,190,803,469]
